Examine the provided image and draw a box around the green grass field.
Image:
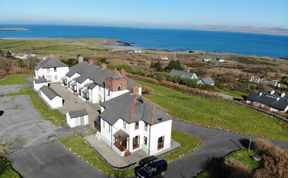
[59,130,200,176]
[0,74,31,85]
[137,80,288,141]
[0,158,20,178]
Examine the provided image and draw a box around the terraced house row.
[33,56,173,157]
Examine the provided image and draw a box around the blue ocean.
[0,24,288,57]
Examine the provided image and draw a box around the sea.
[0,24,288,58]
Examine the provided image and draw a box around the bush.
[253,139,288,178]
[224,159,253,178]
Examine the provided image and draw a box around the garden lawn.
[226,150,261,170]
[0,158,20,178]
[137,80,288,141]
[195,149,261,178]
[59,130,200,176]
[0,74,31,85]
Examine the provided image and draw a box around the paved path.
[50,83,100,126]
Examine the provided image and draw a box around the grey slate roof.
[198,76,215,86]
[40,86,61,100]
[247,91,288,111]
[66,62,138,89]
[100,93,172,126]
[35,57,67,70]
[170,69,197,79]
[34,78,48,84]
[68,109,88,118]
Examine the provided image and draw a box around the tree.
[281,76,288,85]
[167,60,182,70]
[150,61,162,71]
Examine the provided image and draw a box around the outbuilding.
[39,85,63,109]
[66,109,89,128]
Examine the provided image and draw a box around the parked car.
[138,156,157,167]
[135,157,168,178]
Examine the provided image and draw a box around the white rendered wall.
[36,67,69,83]
[33,81,48,91]
[66,113,89,128]
[148,120,172,155]
[39,91,63,109]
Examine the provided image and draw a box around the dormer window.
[47,69,50,73]
[54,67,57,72]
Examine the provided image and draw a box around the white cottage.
[63,61,142,104]
[34,56,69,83]
[39,85,63,109]
[95,92,172,157]
[66,109,89,128]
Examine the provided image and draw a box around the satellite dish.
[0,110,4,116]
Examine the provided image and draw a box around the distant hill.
[189,25,288,36]
[0,28,30,31]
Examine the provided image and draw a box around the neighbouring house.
[39,85,64,109]
[66,109,89,128]
[250,76,280,88]
[197,76,215,86]
[34,56,69,83]
[246,91,288,112]
[170,69,198,80]
[14,53,36,60]
[95,92,172,157]
[63,61,142,104]
[212,58,225,63]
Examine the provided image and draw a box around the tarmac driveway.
[0,95,58,150]
[8,142,105,178]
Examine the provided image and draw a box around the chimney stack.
[77,55,83,63]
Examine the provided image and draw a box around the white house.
[39,85,63,109]
[63,61,142,104]
[34,56,69,83]
[95,92,172,157]
[66,109,89,128]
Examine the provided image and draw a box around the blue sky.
[0,0,287,29]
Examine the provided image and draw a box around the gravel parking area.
[0,85,22,95]
[0,95,58,150]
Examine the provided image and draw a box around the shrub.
[253,139,288,178]
[224,159,253,178]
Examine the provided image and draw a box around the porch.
[85,134,181,168]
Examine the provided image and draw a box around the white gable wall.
[39,91,63,109]
[33,81,48,91]
[66,113,89,128]
[36,67,69,83]
[148,120,172,155]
